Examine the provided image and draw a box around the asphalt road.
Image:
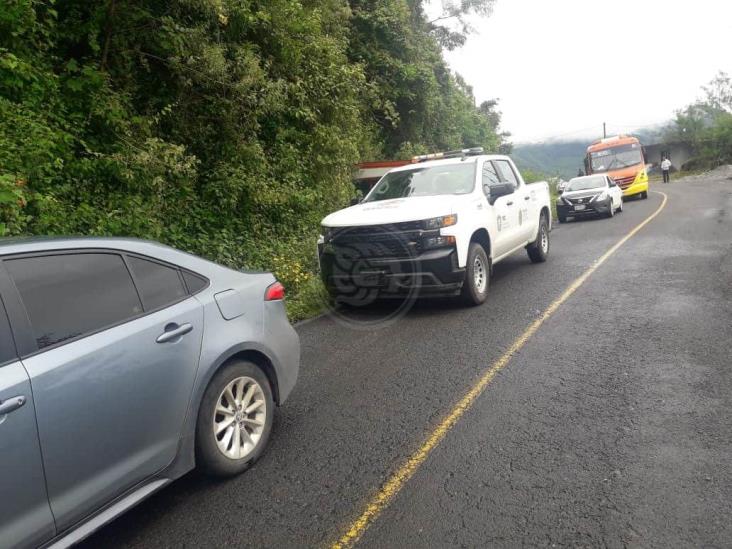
[84,174,732,548]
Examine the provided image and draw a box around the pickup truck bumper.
[319,245,465,297]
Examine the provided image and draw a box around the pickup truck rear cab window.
[4,253,143,350]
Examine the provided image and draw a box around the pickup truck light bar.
[411,147,484,163]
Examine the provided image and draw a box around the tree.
[425,0,496,50]
[1,0,505,317]
[702,71,732,113]
[665,71,732,168]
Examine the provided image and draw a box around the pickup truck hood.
[321,195,463,227]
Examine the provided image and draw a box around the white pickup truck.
[318,148,552,305]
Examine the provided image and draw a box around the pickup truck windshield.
[364,163,475,202]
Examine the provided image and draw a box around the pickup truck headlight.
[423,214,458,230]
[422,235,456,249]
[322,226,335,242]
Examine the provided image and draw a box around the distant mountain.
[512,126,668,180]
[513,140,588,180]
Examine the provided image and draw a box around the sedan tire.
[196,360,274,477]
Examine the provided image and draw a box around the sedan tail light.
[264,281,285,301]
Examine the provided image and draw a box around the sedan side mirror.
[487,182,515,205]
[350,197,361,206]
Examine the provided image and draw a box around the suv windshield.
[364,163,476,202]
[566,175,606,191]
[590,143,643,172]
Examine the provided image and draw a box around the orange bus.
[584,135,649,199]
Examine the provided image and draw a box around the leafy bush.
[1,0,504,320]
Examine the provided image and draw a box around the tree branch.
[100,0,117,72]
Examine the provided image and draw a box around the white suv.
[318,148,552,305]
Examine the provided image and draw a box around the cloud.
[439,0,732,141]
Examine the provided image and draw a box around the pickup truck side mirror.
[487,182,515,205]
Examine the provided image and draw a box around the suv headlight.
[423,214,458,230]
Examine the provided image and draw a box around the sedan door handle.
[524,195,530,200]
[506,201,514,206]
[156,323,193,344]
[0,395,26,415]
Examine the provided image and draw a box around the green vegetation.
[0,0,504,320]
[665,72,732,170]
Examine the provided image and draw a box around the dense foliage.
[665,72,732,169]
[0,0,505,317]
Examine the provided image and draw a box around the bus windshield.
[590,143,643,173]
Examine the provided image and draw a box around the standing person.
[661,156,672,183]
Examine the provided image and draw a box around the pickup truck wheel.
[461,243,489,306]
[527,213,550,263]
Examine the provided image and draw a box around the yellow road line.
[331,191,668,549]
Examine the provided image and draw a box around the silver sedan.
[0,237,299,548]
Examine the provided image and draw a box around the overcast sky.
[431,0,732,143]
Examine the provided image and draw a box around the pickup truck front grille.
[329,225,425,259]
